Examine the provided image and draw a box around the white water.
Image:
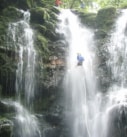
[107,9,127,87]
[6,10,41,137]
[57,9,98,137]
[103,9,127,137]
[2,100,41,137]
[8,10,36,105]
[57,9,127,137]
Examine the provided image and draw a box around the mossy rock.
[36,34,48,50]
[30,7,49,24]
[0,0,31,10]
[71,10,97,28]
[0,118,13,137]
[33,24,47,34]
[79,13,97,28]
[0,100,16,115]
[34,96,52,111]
[27,0,45,8]
[48,11,58,23]
[30,7,57,25]
[2,6,23,22]
[94,29,109,39]
[35,33,49,59]
[0,15,10,45]
[96,6,117,30]
[51,6,61,14]
[45,21,56,31]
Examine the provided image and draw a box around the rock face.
[106,104,127,137]
[0,1,123,137]
[93,7,117,93]
[0,119,13,137]
[0,101,14,137]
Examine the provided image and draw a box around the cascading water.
[3,10,41,137]
[8,10,36,105]
[107,9,127,87]
[103,9,127,137]
[2,100,41,137]
[57,9,98,137]
[57,8,127,137]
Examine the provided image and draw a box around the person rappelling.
[77,53,84,66]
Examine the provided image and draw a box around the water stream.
[57,9,98,137]
[8,10,36,105]
[57,9,127,137]
[3,10,41,137]
[104,9,127,137]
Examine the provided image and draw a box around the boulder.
[106,104,127,137]
[0,119,13,137]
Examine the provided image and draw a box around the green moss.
[37,34,48,46]
[120,3,127,9]
[0,116,8,120]
[50,6,61,14]
[2,6,22,21]
[30,7,50,24]
[33,24,47,34]
[45,20,56,30]
[40,97,50,110]
[94,29,108,39]
[0,118,13,137]
[79,13,97,28]
[35,34,49,59]
[34,95,53,111]
[0,16,9,44]
[26,0,35,8]
[96,6,117,30]
[30,6,58,28]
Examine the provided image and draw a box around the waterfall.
[107,9,127,87]
[4,10,41,137]
[8,10,36,105]
[2,100,41,137]
[57,8,127,137]
[57,9,98,137]
[103,9,127,137]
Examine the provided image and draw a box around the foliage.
[0,0,126,12]
[2,6,22,21]
[51,0,127,11]
[40,0,55,8]
[0,52,16,73]
[96,7,116,32]
[26,0,55,8]
[120,1,127,8]
[97,0,127,8]
[79,12,97,28]
[36,34,49,58]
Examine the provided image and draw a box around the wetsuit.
[77,55,84,66]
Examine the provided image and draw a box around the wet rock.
[106,104,127,137]
[30,7,45,24]
[79,12,97,28]
[43,127,61,137]
[44,112,62,126]
[94,29,108,39]
[2,6,23,22]
[0,119,13,137]
[96,7,117,30]
[0,101,15,114]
